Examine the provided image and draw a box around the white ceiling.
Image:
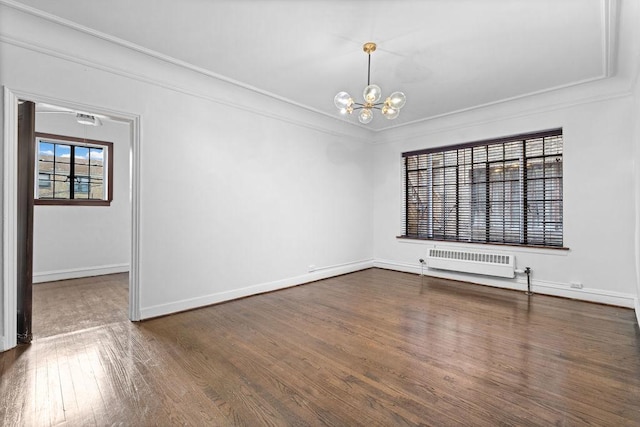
[13,0,617,130]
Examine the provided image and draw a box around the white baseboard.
[32,264,130,284]
[140,259,375,319]
[0,336,5,353]
[374,259,423,275]
[530,278,636,308]
[374,259,637,309]
[635,298,640,328]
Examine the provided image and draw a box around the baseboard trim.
[33,264,130,284]
[140,259,375,319]
[530,279,636,308]
[0,336,6,353]
[635,298,640,328]
[374,259,424,275]
[374,259,636,309]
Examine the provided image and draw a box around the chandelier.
[334,42,406,124]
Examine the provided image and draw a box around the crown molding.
[371,86,632,145]
[0,0,624,137]
[0,32,371,143]
[0,0,373,141]
[350,0,623,133]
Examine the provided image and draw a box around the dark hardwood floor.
[1,268,639,426]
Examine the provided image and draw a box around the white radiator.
[427,248,515,278]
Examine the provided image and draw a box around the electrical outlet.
[570,281,583,289]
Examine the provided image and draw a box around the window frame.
[399,129,567,250]
[34,132,114,206]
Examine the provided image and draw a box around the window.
[35,133,113,206]
[401,129,564,248]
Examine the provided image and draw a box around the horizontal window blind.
[402,129,563,247]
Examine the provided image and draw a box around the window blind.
[401,129,563,248]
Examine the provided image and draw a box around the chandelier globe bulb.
[334,92,353,109]
[382,105,399,120]
[387,92,406,109]
[358,108,373,124]
[363,84,382,104]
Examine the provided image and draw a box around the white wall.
[32,113,131,282]
[0,2,374,335]
[1,2,638,350]
[373,90,638,307]
[136,90,373,316]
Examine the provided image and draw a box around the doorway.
[2,88,141,351]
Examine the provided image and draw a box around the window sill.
[396,236,569,254]
[35,199,111,207]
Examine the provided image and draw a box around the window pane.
[38,173,52,200]
[444,166,456,182]
[458,148,472,167]
[54,144,71,163]
[73,146,90,200]
[504,141,521,160]
[490,181,504,201]
[89,147,104,165]
[504,161,520,181]
[53,173,70,199]
[526,138,543,157]
[406,156,418,170]
[545,157,562,177]
[544,136,563,155]
[527,158,544,179]
[90,182,104,200]
[432,168,444,186]
[75,146,89,160]
[53,144,71,199]
[545,178,562,199]
[38,173,51,188]
[38,142,54,163]
[444,151,457,166]
[487,143,503,161]
[76,179,89,197]
[431,152,443,167]
[473,146,487,163]
[37,142,55,198]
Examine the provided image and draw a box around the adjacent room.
[30,104,131,339]
[1,0,639,425]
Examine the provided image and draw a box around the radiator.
[427,248,515,278]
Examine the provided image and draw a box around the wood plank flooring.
[1,268,639,426]
[31,273,129,339]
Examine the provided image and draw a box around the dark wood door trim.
[17,100,35,344]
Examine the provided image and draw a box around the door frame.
[2,87,141,351]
